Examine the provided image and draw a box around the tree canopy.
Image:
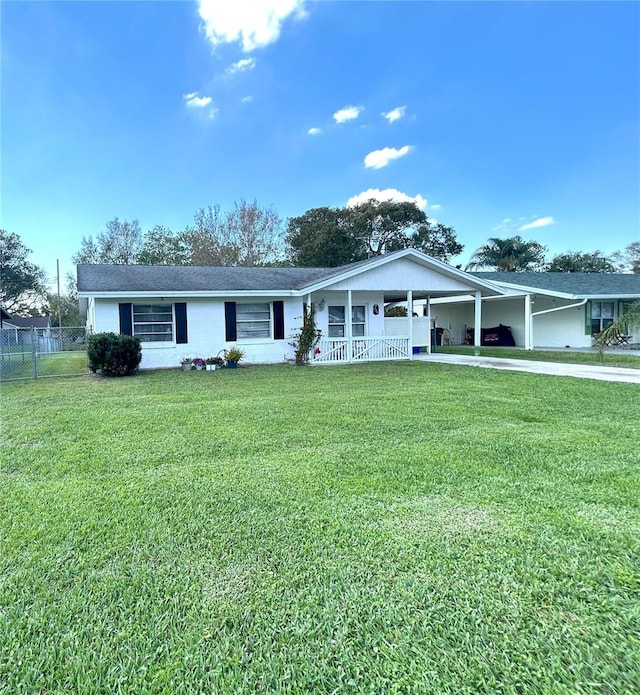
[613,241,640,274]
[286,200,463,266]
[0,230,48,316]
[466,236,547,272]
[73,218,143,265]
[548,251,617,273]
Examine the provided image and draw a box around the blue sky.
[2,0,639,289]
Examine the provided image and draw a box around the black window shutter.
[119,303,132,336]
[225,302,237,342]
[273,301,285,340]
[175,302,188,344]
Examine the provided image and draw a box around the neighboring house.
[432,273,640,349]
[2,316,52,330]
[0,315,56,353]
[77,249,505,369]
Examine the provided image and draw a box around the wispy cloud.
[307,127,322,135]
[347,188,427,210]
[227,57,257,74]
[333,105,362,124]
[429,204,441,211]
[364,145,412,169]
[241,95,253,104]
[382,106,406,123]
[197,0,307,52]
[183,92,213,108]
[518,216,556,231]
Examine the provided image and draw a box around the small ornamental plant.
[206,356,225,367]
[193,357,206,368]
[180,357,192,365]
[225,346,245,366]
[289,304,321,365]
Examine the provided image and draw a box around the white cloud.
[430,204,441,211]
[307,127,322,135]
[364,145,412,169]
[333,105,362,123]
[518,216,556,232]
[241,95,253,103]
[382,106,406,123]
[347,188,427,211]
[227,57,257,74]
[183,92,213,108]
[197,0,306,52]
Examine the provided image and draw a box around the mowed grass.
[1,351,88,381]
[438,345,640,369]
[1,363,639,694]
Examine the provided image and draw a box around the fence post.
[32,327,38,378]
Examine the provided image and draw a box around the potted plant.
[224,346,245,368]
[205,356,224,371]
[180,357,193,371]
[193,357,206,371]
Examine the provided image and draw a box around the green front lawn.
[2,363,639,693]
[438,345,640,369]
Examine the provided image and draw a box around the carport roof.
[473,272,640,298]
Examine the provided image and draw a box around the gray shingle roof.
[472,272,640,297]
[77,264,335,293]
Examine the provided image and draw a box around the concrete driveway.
[417,353,640,384]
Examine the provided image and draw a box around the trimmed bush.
[87,332,142,376]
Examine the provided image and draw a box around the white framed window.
[237,303,271,339]
[591,301,615,334]
[328,305,366,338]
[133,304,173,342]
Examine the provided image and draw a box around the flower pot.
[181,363,192,371]
[206,364,217,371]
[195,364,203,371]
[227,361,237,369]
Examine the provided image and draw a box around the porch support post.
[524,294,532,350]
[347,289,353,363]
[426,295,432,355]
[407,290,413,359]
[474,291,482,347]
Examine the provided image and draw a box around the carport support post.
[347,289,353,363]
[426,294,432,355]
[524,294,533,350]
[407,290,414,359]
[474,291,482,347]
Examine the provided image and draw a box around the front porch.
[313,335,412,363]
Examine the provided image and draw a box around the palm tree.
[466,236,547,272]
[594,300,640,358]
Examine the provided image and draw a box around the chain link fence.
[0,326,89,382]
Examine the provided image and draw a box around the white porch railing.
[314,336,411,363]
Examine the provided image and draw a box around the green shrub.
[87,332,142,376]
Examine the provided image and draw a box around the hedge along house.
[77,249,506,369]
[431,272,640,349]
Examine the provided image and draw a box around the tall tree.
[349,200,427,257]
[406,222,464,262]
[0,230,48,315]
[222,199,284,266]
[73,218,143,264]
[548,251,617,273]
[466,236,547,272]
[613,241,640,274]
[286,207,362,267]
[138,226,191,265]
[286,201,463,266]
[183,205,227,265]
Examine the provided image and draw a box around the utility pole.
[57,259,62,330]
